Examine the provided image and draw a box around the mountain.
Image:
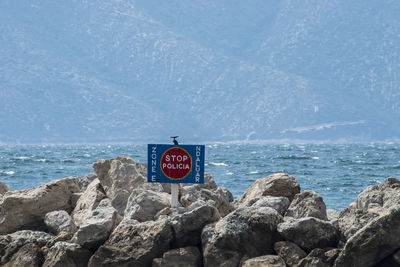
[0,0,399,143]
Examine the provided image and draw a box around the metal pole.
[171,183,179,208]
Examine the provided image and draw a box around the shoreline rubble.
[0,156,400,266]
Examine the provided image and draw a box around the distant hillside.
[0,0,399,143]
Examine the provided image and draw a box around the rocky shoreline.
[1,156,400,266]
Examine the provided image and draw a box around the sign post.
[147,139,205,208]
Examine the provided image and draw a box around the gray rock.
[285,190,328,220]
[376,248,400,267]
[123,189,170,222]
[45,210,77,235]
[88,218,173,267]
[297,248,341,267]
[0,181,10,195]
[274,241,307,266]
[2,243,43,267]
[202,206,282,266]
[79,173,97,192]
[45,231,73,248]
[334,205,400,267]
[43,241,92,267]
[236,173,300,206]
[326,209,340,229]
[72,198,120,250]
[250,196,290,215]
[277,217,338,251]
[92,156,165,214]
[152,246,201,267]
[241,255,286,267]
[0,177,80,234]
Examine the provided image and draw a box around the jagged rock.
[250,196,290,215]
[327,209,340,229]
[123,189,170,222]
[277,217,338,251]
[171,205,220,247]
[88,218,173,267]
[236,173,300,206]
[2,243,44,267]
[285,191,328,220]
[43,241,92,267]
[0,177,80,234]
[0,181,9,195]
[152,246,201,267]
[92,156,165,214]
[338,177,400,240]
[79,173,97,192]
[274,241,307,266]
[72,198,120,250]
[241,255,286,267]
[72,178,107,228]
[202,206,282,266]
[45,232,73,248]
[44,210,77,235]
[376,248,400,267]
[334,205,400,267]
[297,248,341,267]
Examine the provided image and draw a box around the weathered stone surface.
[0,181,9,195]
[88,218,173,267]
[376,248,400,267]
[285,190,328,220]
[327,209,340,229]
[334,205,400,267]
[72,198,119,250]
[236,173,300,206]
[297,248,341,267]
[274,241,307,266]
[277,217,338,251]
[3,243,44,267]
[202,206,282,266]
[241,255,286,267]
[43,241,92,267]
[93,156,164,214]
[0,177,80,234]
[123,189,170,222]
[45,210,77,235]
[45,231,73,248]
[79,173,98,192]
[250,196,290,215]
[339,177,400,240]
[171,205,220,247]
[152,246,201,267]
[72,178,107,228]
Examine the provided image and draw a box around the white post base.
[171,183,179,208]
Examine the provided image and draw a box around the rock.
[88,218,173,267]
[45,231,73,248]
[152,246,201,267]
[297,248,341,267]
[43,241,92,267]
[241,255,286,267]
[277,217,338,251]
[72,198,120,250]
[334,205,400,267]
[274,241,307,266]
[0,177,80,234]
[285,190,328,220]
[0,181,10,195]
[123,189,170,222]
[71,193,82,208]
[338,177,400,240]
[44,210,77,235]
[92,156,164,214]
[2,243,44,267]
[72,178,107,228]
[79,173,97,192]
[236,173,300,206]
[326,209,340,229]
[250,196,290,215]
[202,206,282,266]
[376,248,400,267]
[171,204,220,247]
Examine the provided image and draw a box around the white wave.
[83,153,91,157]
[15,156,29,160]
[226,172,234,175]
[312,157,320,160]
[5,171,15,175]
[249,171,259,174]
[35,159,47,162]
[281,120,366,134]
[209,162,228,166]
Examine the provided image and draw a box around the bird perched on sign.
[171,136,179,145]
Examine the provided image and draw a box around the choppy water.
[1,143,400,211]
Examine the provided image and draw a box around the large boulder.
[285,190,328,220]
[297,248,341,267]
[338,177,400,240]
[249,196,290,215]
[88,218,173,267]
[72,198,120,250]
[0,177,80,234]
[236,173,300,206]
[2,243,44,267]
[274,241,307,266]
[0,181,9,195]
[92,156,165,214]
[241,255,286,267]
[277,217,338,251]
[44,210,77,235]
[334,205,400,267]
[79,173,98,192]
[123,189,171,222]
[43,241,92,267]
[202,206,282,266]
[152,246,201,267]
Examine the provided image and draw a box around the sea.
[1,143,400,211]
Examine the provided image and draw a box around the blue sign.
[147,144,205,184]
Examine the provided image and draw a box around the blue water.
[1,143,400,211]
